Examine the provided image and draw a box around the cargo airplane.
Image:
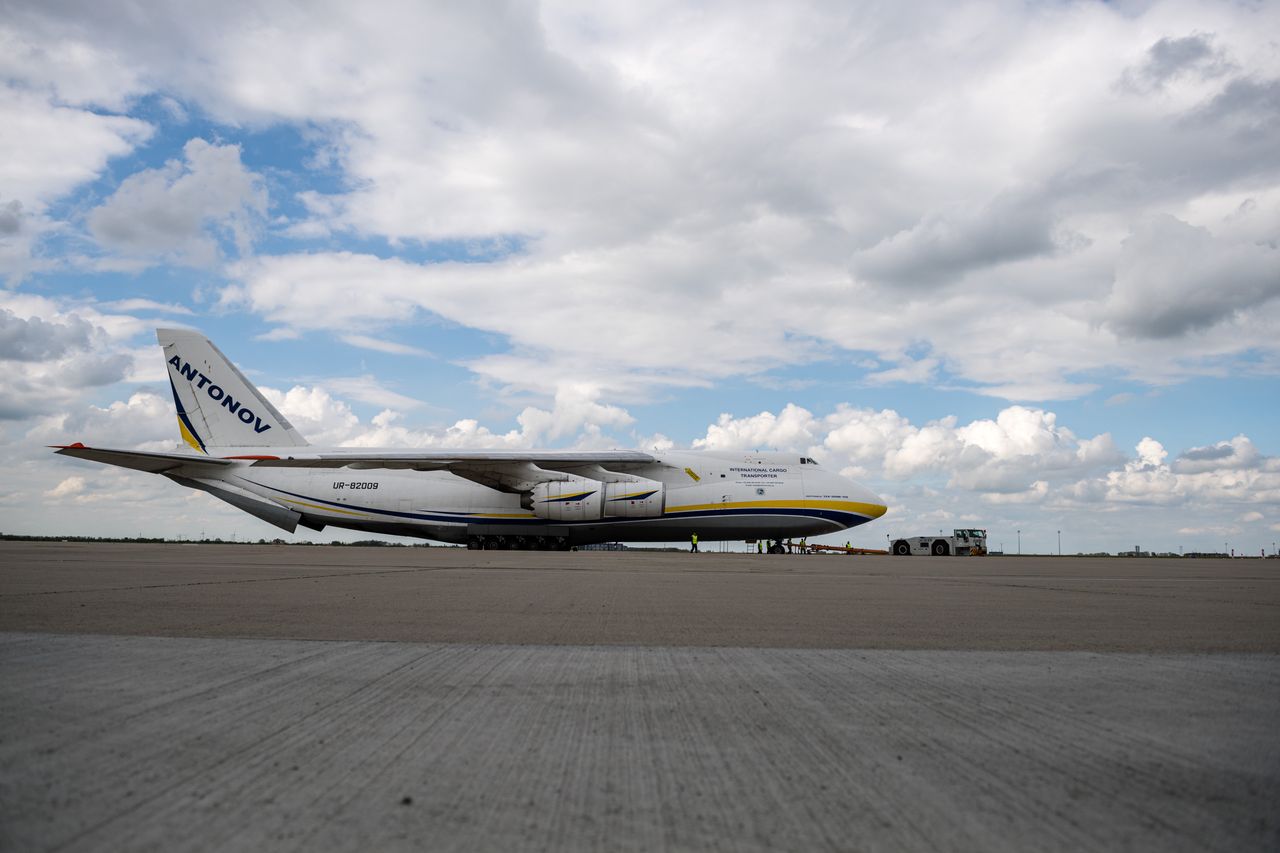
[52,329,888,550]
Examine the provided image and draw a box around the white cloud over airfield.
[4,1,1280,397]
[1,1,1278,548]
[203,1,1278,401]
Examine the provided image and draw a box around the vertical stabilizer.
[157,328,309,450]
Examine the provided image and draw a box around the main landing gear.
[467,535,571,551]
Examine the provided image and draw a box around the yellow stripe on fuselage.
[277,497,372,517]
[665,499,888,518]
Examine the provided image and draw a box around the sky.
[1,0,1278,554]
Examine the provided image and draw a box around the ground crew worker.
[800,537,807,553]
[756,540,763,554]
[785,538,793,554]
[690,533,699,553]
[845,541,851,551]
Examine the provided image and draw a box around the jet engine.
[603,479,665,518]
[528,477,666,521]
[530,478,605,521]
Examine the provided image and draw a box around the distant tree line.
[0,533,429,547]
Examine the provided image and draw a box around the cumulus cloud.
[1063,436,1280,507]
[0,294,163,420]
[0,309,97,361]
[0,82,150,278]
[981,480,1048,505]
[257,378,634,451]
[3,1,1276,401]
[0,86,151,211]
[685,401,1275,543]
[1102,215,1280,339]
[691,403,1122,498]
[1175,435,1261,473]
[221,249,806,398]
[850,193,1058,289]
[1120,33,1233,92]
[88,139,267,266]
[26,390,176,449]
[0,199,22,236]
[0,22,145,110]
[694,404,822,455]
[44,476,86,499]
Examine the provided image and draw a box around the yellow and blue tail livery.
[158,328,309,451]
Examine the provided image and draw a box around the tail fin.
[157,328,309,451]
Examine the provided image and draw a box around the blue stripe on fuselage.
[239,478,874,527]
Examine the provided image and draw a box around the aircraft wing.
[245,450,658,470]
[247,449,661,492]
[51,443,236,474]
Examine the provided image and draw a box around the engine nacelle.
[603,479,665,519]
[531,478,605,521]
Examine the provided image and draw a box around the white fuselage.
[190,449,886,545]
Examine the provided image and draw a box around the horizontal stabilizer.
[51,444,235,474]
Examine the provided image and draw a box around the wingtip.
[50,442,87,450]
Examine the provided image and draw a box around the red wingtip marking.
[50,442,87,449]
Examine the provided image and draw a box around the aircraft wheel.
[892,540,911,556]
[768,542,785,554]
[466,536,481,550]
[931,540,950,556]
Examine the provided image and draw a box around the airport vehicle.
[52,329,888,549]
[890,529,987,557]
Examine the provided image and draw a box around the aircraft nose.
[845,475,888,519]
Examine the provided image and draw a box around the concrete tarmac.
[2,543,1278,650]
[2,542,1278,851]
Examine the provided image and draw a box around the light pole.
[1017,529,1021,555]
[1057,530,1061,556]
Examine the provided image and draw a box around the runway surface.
[3,543,1278,650]
[2,543,1278,851]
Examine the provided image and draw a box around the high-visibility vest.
[692,534,698,544]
